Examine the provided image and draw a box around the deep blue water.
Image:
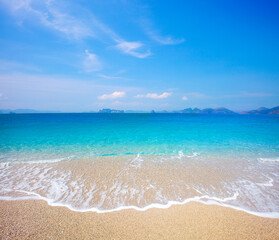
[1,113,279,162]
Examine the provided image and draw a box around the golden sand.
[0,200,279,240]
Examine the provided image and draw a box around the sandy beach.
[1,200,278,240]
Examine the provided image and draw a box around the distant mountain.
[1,107,278,115]
[241,106,279,115]
[98,108,124,113]
[179,107,236,114]
[181,108,202,113]
[125,110,149,113]
[202,108,237,114]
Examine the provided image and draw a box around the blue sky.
[0,0,278,112]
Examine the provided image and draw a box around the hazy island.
[1,106,278,115]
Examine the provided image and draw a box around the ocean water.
[0,113,279,217]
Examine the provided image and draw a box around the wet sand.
[1,200,278,240]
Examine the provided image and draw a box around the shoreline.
[1,154,278,219]
[1,199,279,239]
[2,191,279,219]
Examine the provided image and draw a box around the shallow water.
[0,113,279,217]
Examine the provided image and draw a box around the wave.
[0,156,74,165]
[0,151,201,165]
[1,189,278,219]
[0,152,278,219]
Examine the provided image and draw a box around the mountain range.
[241,106,279,115]
[0,106,278,114]
[176,107,236,114]
[176,106,279,114]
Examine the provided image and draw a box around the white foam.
[257,176,274,187]
[1,156,76,165]
[0,195,38,201]
[0,162,10,168]
[1,154,279,219]
[186,152,200,158]
[177,151,200,159]
[129,153,143,169]
[258,157,279,163]
[2,189,278,219]
[178,150,184,158]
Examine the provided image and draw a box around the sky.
[0,0,279,112]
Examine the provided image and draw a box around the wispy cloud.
[87,16,151,58]
[115,41,151,58]
[98,74,121,80]
[98,91,126,100]
[83,50,102,72]
[135,92,172,99]
[147,31,184,45]
[182,96,188,101]
[1,0,94,40]
[98,73,132,81]
[241,92,274,97]
[41,4,94,40]
[1,0,151,59]
[97,70,132,81]
[141,18,184,45]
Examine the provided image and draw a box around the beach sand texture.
[1,200,279,240]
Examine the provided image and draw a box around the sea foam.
[0,154,278,219]
[259,157,279,163]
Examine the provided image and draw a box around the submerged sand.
[0,200,278,240]
[2,155,278,213]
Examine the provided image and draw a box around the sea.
[0,113,278,217]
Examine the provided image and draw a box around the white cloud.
[115,41,151,59]
[98,73,132,81]
[0,93,2,97]
[41,5,94,40]
[2,0,152,59]
[98,91,126,100]
[83,50,102,72]
[135,92,172,99]
[84,15,151,59]
[1,0,94,39]
[148,32,184,45]
[182,96,188,101]
[98,74,121,80]
[141,19,184,45]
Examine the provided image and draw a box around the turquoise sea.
[0,113,279,217]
